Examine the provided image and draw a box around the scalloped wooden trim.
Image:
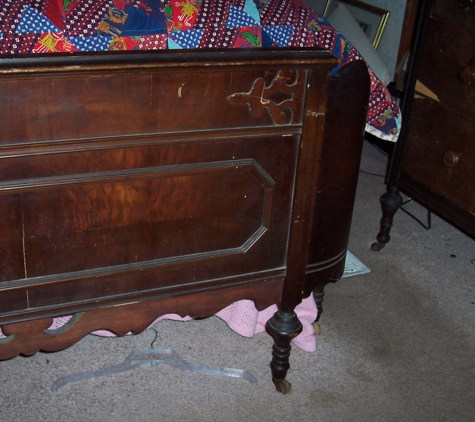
[0,278,283,360]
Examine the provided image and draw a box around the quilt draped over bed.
[0,0,400,141]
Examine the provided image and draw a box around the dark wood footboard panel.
[305,60,370,314]
[0,49,368,391]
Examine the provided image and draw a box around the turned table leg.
[371,185,403,252]
[265,307,303,394]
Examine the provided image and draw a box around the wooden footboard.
[0,49,368,391]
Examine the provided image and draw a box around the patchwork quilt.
[0,0,400,140]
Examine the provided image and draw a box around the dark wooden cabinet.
[373,0,475,251]
[0,50,370,392]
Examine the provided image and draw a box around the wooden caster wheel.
[272,378,291,394]
[313,322,321,335]
[371,241,385,252]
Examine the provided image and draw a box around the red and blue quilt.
[0,0,400,140]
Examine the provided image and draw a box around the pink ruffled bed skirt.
[0,297,318,352]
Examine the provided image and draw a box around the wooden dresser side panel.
[416,18,475,120]
[400,99,475,215]
[432,0,475,31]
[400,2,475,223]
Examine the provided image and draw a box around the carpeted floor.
[1,141,474,421]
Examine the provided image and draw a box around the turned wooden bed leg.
[371,186,403,252]
[312,285,326,322]
[313,290,324,321]
[265,307,303,394]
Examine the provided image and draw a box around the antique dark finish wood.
[305,60,370,316]
[0,49,369,392]
[373,0,475,251]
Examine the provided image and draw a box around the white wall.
[360,0,407,78]
[301,0,407,80]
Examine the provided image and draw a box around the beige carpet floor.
[1,141,474,421]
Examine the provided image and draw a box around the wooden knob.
[443,150,461,168]
[461,64,475,84]
[459,0,474,9]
